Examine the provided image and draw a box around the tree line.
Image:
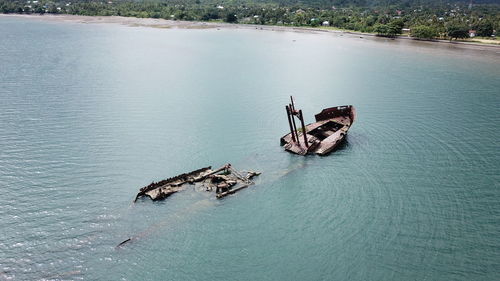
[1,0,498,40]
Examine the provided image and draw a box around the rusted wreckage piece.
[281,96,356,156]
[134,166,211,202]
[134,164,260,202]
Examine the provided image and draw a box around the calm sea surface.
[0,16,499,280]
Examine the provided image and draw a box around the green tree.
[389,19,404,31]
[411,25,438,39]
[475,21,494,37]
[447,24,469,40]
[387,19,404,36]
[374,20,402,37]
[35,6,45,14]
[225,13,237,23]
[374,23,390,36]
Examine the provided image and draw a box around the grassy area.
[469,37,500,45]
[317,26,362,33]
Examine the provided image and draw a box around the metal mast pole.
[299,109,308,147]
[289,103,300,145]
[285,105,296,142]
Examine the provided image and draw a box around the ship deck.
[281,115,353,155]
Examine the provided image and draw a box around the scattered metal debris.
[134,164,260,202]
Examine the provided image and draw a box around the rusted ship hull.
[134,166,211,201]
[280,102,356,156]
[134,164,260,202]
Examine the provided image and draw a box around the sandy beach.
[2,13,499,52]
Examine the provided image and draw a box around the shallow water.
[0,17,499,280]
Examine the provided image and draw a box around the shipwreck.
[280,96,356,156]
[134,164,260,202]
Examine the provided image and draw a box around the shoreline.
[2,13,500,52]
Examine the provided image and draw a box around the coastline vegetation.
[1,0,499,41]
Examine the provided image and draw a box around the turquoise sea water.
[0,17,499,280]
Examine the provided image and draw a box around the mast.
[286,96,308,147]
[299,109,308,147]
[289,97,300,144]
[285,105,296,142]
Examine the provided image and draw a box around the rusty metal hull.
[134,167,211,201]
[280,105,355,156]
[134,164,261,202]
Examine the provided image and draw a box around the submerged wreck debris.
[134,164,261,202]
[134,166,211,202]
[116,238,132,248]
[280,96,356,156]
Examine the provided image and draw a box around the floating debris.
[116,238,132,248]
[134,164,260,202]
[280,96,356,156]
